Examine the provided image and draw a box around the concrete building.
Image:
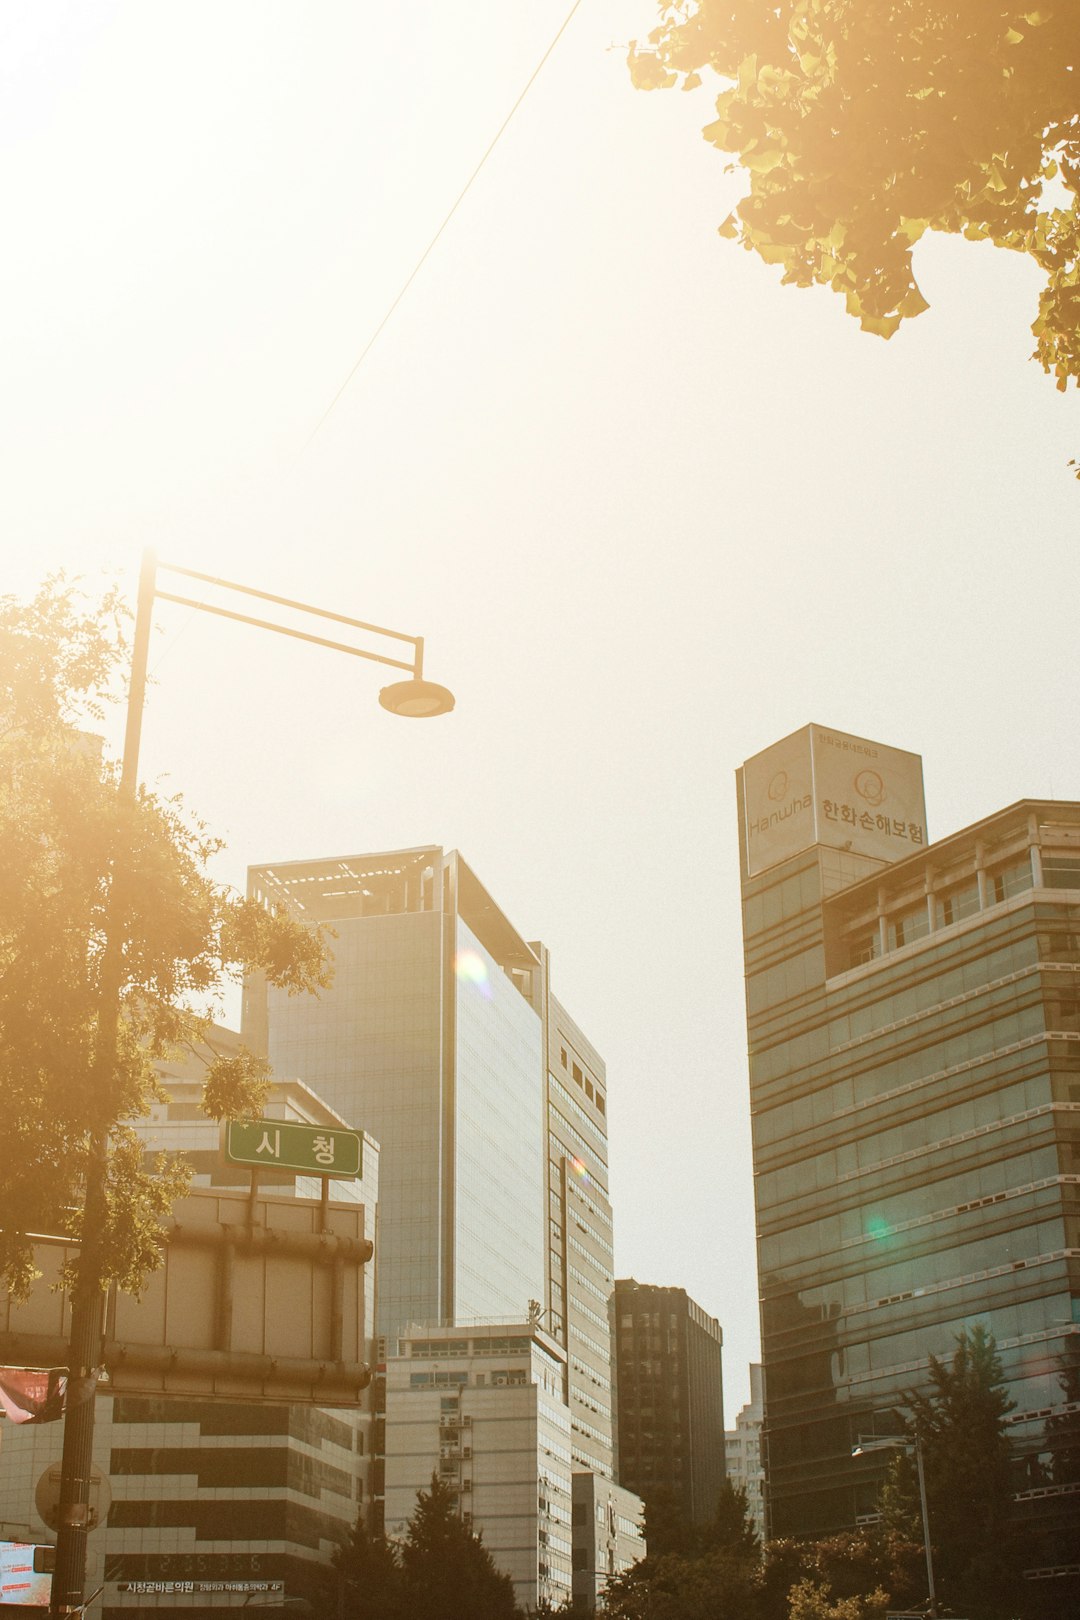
[383,1321,573,1611]
[0,1035,380,1618]
[737,723,1080,1599]
[244,846,619,1509]
[612,1280,725,1528]
[544,988,617,1480]
[570,1473,646,1610]
[724,1364,765,1545]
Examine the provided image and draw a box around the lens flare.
[455,949,492,998]
[866,1216,892,1243]
[568,1154,591,1186]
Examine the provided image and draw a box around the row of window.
[568,1233,613,1283]
[764,1219,1069,1331]
[406,1336,532,1358]
[571,1325,610,1360]
[756,1080,1062,1214]
[550,1075,608,1144]
[568,1261,611,1307]
[755,1005,1052,1150]
[845,860,1036,968]
[558,1045,606,1113]
[767,1313,1077,1409]
[758,1146,1063,1272]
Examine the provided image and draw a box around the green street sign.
[224,1118,362,1179]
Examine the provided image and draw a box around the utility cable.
[305,0,585,447]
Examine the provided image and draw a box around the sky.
[3,1,1079,1417]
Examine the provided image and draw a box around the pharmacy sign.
[224,1119,362,1179]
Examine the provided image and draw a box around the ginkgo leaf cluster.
[630,3,1080,383]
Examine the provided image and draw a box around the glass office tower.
[244,847,618,1488]
[245,848,546,1340]
[737,726,1080,1596]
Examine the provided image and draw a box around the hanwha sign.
[742,725,926,876]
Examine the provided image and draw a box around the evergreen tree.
[398,1474,520,1620]
[333,1513,404,1620]
[710,1477,761,1563]
[604,1482,762,1618]
[882,1325,1019,1618]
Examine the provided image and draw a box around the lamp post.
[50,551,454,1617]
[851,1431,938,1619]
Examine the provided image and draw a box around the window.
[560,1047,568,1067]
[847,930,878,968]
[936,880,979,927]
[585,1079,594,1100]
[595,1092,606,1116]
[888,905,929,950]
[1043,855,1080,890]
[986,858,1033,904]
[573,1062,583,1085]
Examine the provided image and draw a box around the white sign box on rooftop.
[742,724,926,878]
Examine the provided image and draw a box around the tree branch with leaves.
[630,4,1080,397]
[0,578,331,1302]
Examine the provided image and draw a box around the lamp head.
[378,678,455,719]
[851,1434,910,1458]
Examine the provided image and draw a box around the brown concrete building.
[613,1280,725,1527]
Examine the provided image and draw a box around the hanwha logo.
[854,769,886,807]
[767,771,788,802]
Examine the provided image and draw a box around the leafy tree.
[760,1531,920,1620]
[629,4,1080,387]
[0,579,330,1301]
[809,1530,921,1614]
[398,1473,521,1620]
[786,1578,888,1620]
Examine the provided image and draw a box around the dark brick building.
[613,1280,725,1527]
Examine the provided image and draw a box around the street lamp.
[851,1431,938,1619]
[50,551,454,1617]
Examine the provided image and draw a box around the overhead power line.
[305,0,585,446]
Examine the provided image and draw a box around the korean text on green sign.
[224,1119,362,1179]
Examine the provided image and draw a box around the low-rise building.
[383,1321,574,1612]
[570,1473,645,1610]
[0,1033,379,1619]
[724,1364,765,1545]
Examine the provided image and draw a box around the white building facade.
[724,1363,766,1545]
[570,1474,646,1610]
[383,1322,574,1612]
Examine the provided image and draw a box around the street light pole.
[49,551,453,1616]
[911,1430,938,1620]
[851,1431,938,1620]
